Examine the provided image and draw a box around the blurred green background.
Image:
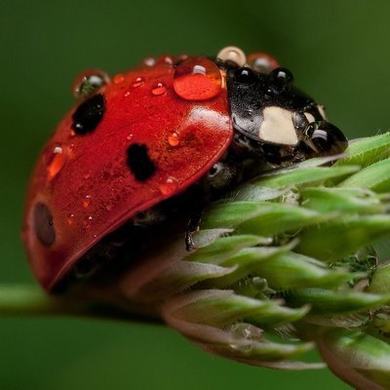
[1,0,390,388]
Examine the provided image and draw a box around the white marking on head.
[304,112,316,123]
[259,106,299,145]
[317,104,327,119]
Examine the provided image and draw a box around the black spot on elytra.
[126,144,156,181]
[72,93,105,135]
[33,202,55,246]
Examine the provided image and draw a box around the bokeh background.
[1,0,390,389]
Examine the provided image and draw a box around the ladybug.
[22,46,348,291]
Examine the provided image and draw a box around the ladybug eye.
[217,46,247,67]
[248,52,280,74]
[71,94,106,135]
[268,67,294,94]
[234,67,257,84]
[304,121,348,156]
[72,70,110,99]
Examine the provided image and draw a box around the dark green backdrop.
[1,1,389,389]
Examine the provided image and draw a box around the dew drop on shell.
[82,194,92,208]
[47,145,65,180]
[67,213,75,225]
[173,57,222,101]
[72,69,110,99]
[159,176,178,196]
[151,82,167,96]
[83,215,94,227]
[113,73,125,85]
[132,76,144,88]
[168,132,180,146]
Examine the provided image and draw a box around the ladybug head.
[217,46,348,161]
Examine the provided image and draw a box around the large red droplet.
[173,57,222,101]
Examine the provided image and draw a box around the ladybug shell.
[22,59,232,290]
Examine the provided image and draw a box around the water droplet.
[178,54,189,62]
[144,57,156,67]
[229,323,263,341]
[168,132,180,146]
[83,215,93,227]
[151,82,167,96]
[163,56,173,65]
[132,76,144,88]
[67,213,75,225]
[47,145,65,180]
[217,46,246,67]
[113,73,125,84]
[124,91,131,97]
[173,57,222,101]
[159,176,178,196]
[247,52,280,74]
[83,173,91,180]
[126,133,133,141]
[82,194,92,208]
[72,69,109,99]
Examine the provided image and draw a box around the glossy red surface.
[22,57,232,290]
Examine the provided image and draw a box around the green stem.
[0,284,160,324]
[0,284,67,316]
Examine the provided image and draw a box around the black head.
[216,47,348,162]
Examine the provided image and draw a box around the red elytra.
[22,57,232,291]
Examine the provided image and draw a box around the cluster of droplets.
[45,48,270,238]
[132,76,144,88]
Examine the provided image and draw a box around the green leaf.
[339,158,390,192]
[297,215,390,261]
[317,329,390,389]
[367,264,390,294]
[301,187,383,214]
[186,234,269,264]
[335,132,390,168]
[253,165,359,188]
[286,288,390,314]
[253,252,355,290]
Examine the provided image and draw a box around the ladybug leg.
[185,211,203,251]
[184,159,242,251]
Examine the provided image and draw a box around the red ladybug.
[22,46,348,291]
